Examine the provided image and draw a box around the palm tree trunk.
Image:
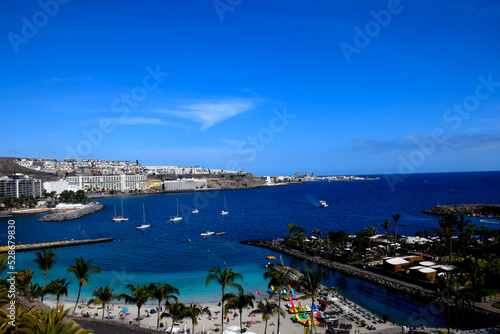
[277,291,282,334]
[73,283,82,317]
[41,271,47,302]
[138,306,141,327]
[221,288,225,333]
[311,297,314,334]
[157,301,161,331]
[239,310,243,334]
[102,303,106,320]
[56,297,60,309]
[264,319,268,334]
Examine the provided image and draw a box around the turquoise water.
[2,171,500,327]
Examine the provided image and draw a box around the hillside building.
[0,173,43,198]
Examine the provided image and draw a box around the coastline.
[424,204,500,217]
[44,290,404,334]
[242,239,500,325]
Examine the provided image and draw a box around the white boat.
[112,200,129,222]
[192,195,199,214]
[319,200,329,208]
[136,204,150,229]
[201,231,214,236]
[219,196,228,216]
[168,198,183,222]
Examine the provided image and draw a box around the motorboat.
[219,196,229,216]
[112,200,129,222]
[201,231,214,236]
[168,198,182,222]
[319,200,328,208]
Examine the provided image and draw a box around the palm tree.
[16,269,34,300]
[380,219,392,239]
[225,291,255,332]
[287,223,297,239]
[66,256,102,317]
[118,284,152,327]
[33,249,60,302]
[264,268,290,334]
[438,214,457,262]
[0,304,36,333]
[297,268,324,334]
[392,213,401,246]
[30,282,48,301]
[250,299,283,334]
[161,301,188,333]
[31,306,93,334]
[46,278,72,309]
[184,302,211,334]
[0,254,8,275]
[206,267,243,333]
[149,282,179,330]
[88,286,116,320]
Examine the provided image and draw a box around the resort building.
[163,178,207,191]
[43,179,82,195]
[66,174,148,192]
[0,173,43,198]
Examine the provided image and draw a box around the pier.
[0,237,114,254]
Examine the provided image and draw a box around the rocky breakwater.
[424,204,500,217]
[38,202,104,222]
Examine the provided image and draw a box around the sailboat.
[168,198,183,222]
[136,204,150,229]
[112,199,129,222]
[192,195,199,214]
[219,196,228,216]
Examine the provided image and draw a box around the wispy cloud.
[352,138,375,144]
[44,76,93,84]
[354,134,500,153]
[110,117,168,126]
[156,99,256,131]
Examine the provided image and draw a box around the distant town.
[0,157,379,203]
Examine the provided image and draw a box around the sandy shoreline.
[44,289,405,334]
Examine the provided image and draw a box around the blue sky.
[1,0,499,176]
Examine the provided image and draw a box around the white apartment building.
[66,174,148,192]
[163,178,207,191]
[43,179,82,194]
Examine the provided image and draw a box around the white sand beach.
[45,290,404,334]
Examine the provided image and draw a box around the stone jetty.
[38,201,104,222]
[0,237,114,254]
[424,204,500,217]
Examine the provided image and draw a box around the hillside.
[0,157,59,182]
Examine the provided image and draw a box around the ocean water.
[2,171,499,327]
